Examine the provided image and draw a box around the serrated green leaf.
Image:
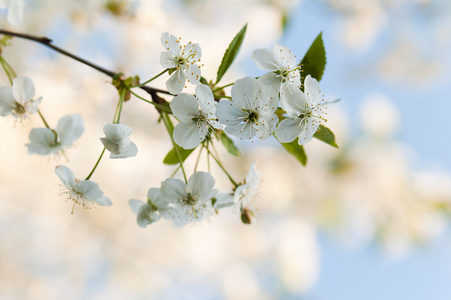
[216,23,247,84]
[218,131,240,156]
[162,114,196,165]
[280,139,307,166]
[313,124,338,148]
[300,32,326,88]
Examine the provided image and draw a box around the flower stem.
[37,109,51,129]
[212,82,234,93]
[194,143,204,172]
[161,113,187,183]
[127,88,172,113]
[0,56,16,84]
[136,69,168,87]
[85,148,106,180]
[114,87,126,124]
[205,145,238,187]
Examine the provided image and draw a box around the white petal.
[0,86,15,116]
[12,76,34,105]
[129,199,144,214]
[161,32,181,56]
[185,63,201,85]
[213,192,235,210]
[27,128,55,155]
[216,100,247,127]
[274,44,297,69]
[257,72,281,93]
[275,118,302,143]
[184,43,202,61]
[25,96,41,114]
[7,0,24,26]
[109,141,137,159]
[55,165,76,188]
[147,188,168,209]
[95,196,113,206]
[160,178,186,202]
[160,51,177,69]
[230,77,259,109]
[187,172,215,200]
[173,121,204,149]
[76,180,104,201]
[137,203,159,227]
[103,123,132,139]
[170,93,199,122]
[56,114,84,146]
[225,122,256,140]
[251,48,280,71]
[280,84,307,116]
[166,68,186,94]
[304,75,322,106]
[101,136,130,155]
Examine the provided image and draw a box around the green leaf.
[300,32,326,87]
[163,147,195,165]
[280,139,307,166]
[162,114,196,165]
[313,125,338,148]
[218,131,240,156]
[216,23,247,84]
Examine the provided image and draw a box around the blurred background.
[1,0,451,299]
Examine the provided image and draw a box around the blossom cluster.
[0,28,334,227]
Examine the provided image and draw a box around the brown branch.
[0,28,172,96]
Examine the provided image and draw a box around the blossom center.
[182,193,198,206]
[13,101,26,115]
[248,111,259,123]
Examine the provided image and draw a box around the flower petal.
[76,180,104,201]
[27,128,55,155]
[160,51,176,68]
[109,141,137,159]
[166,68,186,94]
[147,188,168,209]
[95,196,113,206]
[160,178,186,202]
[230,77,259,109]
[184,43,202,61]
[129,199,145,214]
[173,121,204,149]
[275,117,302,143]
[304,75,322,106]
[137,203,159,227]
[251,48,280,71]
[103,123,132,139]
[56,114,84,146]
[170,93,199,122]
[274,44,297,69]
[55,165,76,189]
[12,76,34,105]
[187,172,215,200]
[216,100,247,127]
[0,86,15,116]
[185,63,201,85]
[280,84,307,116]
[161,32,181,56]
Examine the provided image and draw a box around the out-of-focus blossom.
[0,0,24,26]
[216,77,278,141]
[55,165,112,212]
[160,172,215,226]
[234,161,261,224]
[170,84,220,149]
[26,114,84,156]
[160,32,202,94]
[0,76,41,120]
[276,75,327,145]
[211,189,235,210]
[100,123,138,159]
[129,188,169,227]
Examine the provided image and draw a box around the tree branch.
[0,29,172,96]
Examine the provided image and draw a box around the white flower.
[216,77,279,141]
[276,75,327,145]
[129,188,169,228]
[234,161,261,210]
[100,123,138,159]
[160,32,202,94]
[211,189,235,210]
[0,0,24,26]
[0,76,41,120]
[170,84,220,149]
[26,114,84,156]
[55,165,112,213]
[159,172,215,226]
[251,44,301,94]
